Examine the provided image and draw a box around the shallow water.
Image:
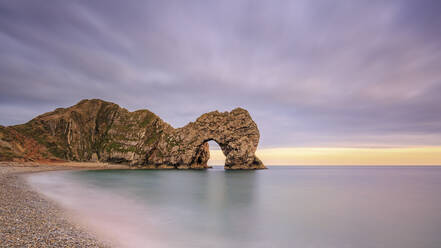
[28,166,441,248]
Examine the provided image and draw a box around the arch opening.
[206,140,226,166]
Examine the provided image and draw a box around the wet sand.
[0,162,128,247]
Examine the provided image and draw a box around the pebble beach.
[0,162,125,247]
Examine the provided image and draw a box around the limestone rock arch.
[146,108,266,170]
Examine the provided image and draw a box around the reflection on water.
[28,166,441,248]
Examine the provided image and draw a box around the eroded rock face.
[148,108,266,169]
[0,99,266,170]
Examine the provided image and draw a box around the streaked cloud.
[0,0,440,149]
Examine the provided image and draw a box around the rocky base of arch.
[225,156,266,170]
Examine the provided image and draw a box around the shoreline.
[0,162,125,247]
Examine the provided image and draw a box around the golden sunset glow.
[209,147,441,166]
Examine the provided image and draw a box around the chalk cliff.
[0,99,266,170]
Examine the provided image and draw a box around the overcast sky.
[1,0,440,148]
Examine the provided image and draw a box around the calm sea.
[27,166,441,248]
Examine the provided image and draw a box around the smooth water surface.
[28,166,441,248]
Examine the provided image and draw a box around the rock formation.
[0,99,266,170]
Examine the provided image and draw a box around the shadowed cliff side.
[0,99,265,170]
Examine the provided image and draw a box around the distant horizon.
[208,144,441,166]
[208,164,441,166]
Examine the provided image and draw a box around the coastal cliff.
[0,99,265,170]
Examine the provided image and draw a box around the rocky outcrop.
[147,108,265,169]
[0,99,266,170]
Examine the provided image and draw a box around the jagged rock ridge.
[0,99,266,170]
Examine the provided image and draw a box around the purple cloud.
[0,0,440,147]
